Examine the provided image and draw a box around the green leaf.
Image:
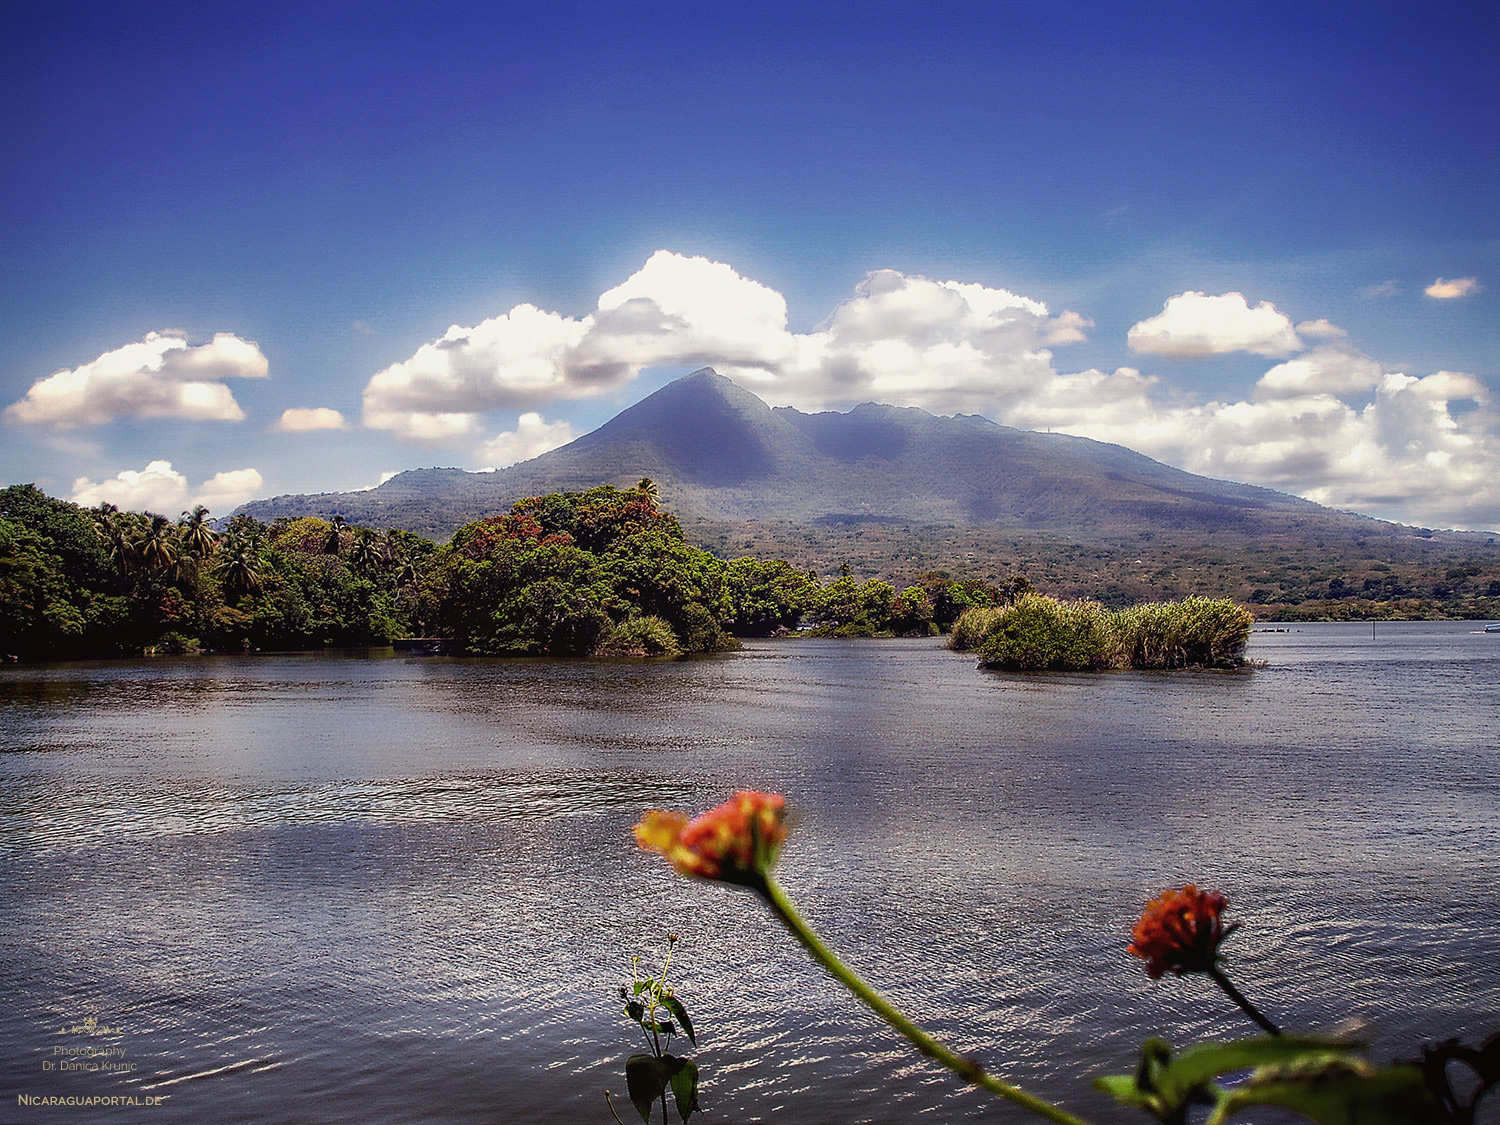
[633,980,651,997]
[625,1054,668,1123]
[664,1056,700,1122]
[644,1019,676,1036]
[660,994,696,1045]
[1095,1036,1369,1122]
[625,1000,646,1024]
[1208,1061,1444,1125]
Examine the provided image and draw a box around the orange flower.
[634,791,787,887]
[1128,884,1238,980]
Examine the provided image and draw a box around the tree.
[889,585,935,636]
[349,528,385,578]
[179,505,217,562]
[136,514,180,576]
[91,504,139,579]
[809,576,895,636]
[724,557,817,635]
[215,543,265,600]
[324,514,348,555]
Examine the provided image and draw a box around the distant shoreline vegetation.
[0,481,1478,665]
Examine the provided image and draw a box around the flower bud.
[635,791,787,887]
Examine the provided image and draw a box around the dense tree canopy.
[0,482,1037,661]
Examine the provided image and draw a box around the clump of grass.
[596,614,681,657]
[948,606,1004,651]
[1111,596,1252,669]
[974,593,1113,671]
[966,594,1252,671]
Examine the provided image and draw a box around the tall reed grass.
[948,606,1005,651]
[957,594,1252,671]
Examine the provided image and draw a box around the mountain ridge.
[239,368,1341,539]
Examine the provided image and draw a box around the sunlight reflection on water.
[1,625,1497,1122]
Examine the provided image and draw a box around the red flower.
[635,791,787,887]
[1129,885,1238,979]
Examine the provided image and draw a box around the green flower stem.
[757,873,1092,1125]
[1207,966,1281,1037]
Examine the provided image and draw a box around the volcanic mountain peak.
[239,368,1353,539]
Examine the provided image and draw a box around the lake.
[1,623,1497,1123]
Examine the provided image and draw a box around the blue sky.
[2,0,1496,529]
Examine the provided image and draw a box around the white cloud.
[6,332,268,426]
[195,468,265,513]
[1425,276,1481,299]
[1294,319,1346,339]
[1034,361,1498,529]
[1126,292,1302,358]
[276,407,348,432]
[1255,345,1384,400]
[361,301,591,441]
[359,252,1089,438]
[70,461,263,516]
[475,412,577,469]
[747,268,1081,416]
[358,252,1499,528]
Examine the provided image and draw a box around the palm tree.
[215,544,264,599]
[179,505,217,562]
[393,557,420,590]
[90,503,136,577]
[634,477,659,505]
[136,515,179,575]
[348,527,385,577]
[324,514,348,555]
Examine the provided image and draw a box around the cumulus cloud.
[195,468,266,512]
[1425,276,1481,299]
[747,268,1082,416]
[475,412,577,469]
[70,461,264,516]
[360,251,1089,438]
[1126,292,1302,358]
[1023,358,1497,529]
[359,252,1498,527]
[1255,345,1385,400]
[276,407,348,431]
[6,332,268,426]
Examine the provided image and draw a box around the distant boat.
[1486,623,1500,634]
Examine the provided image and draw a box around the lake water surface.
[2,624,1497,1123]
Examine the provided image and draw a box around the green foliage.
[429,487,735,656]
[615,937,701,1124]
[966,594,1253,671]
[1096,1036,1442,1125]
[1111,597,1253,669]
[889,585,936,636]
[0,484,420,659]
[0,487,122,658]
[975,592,1113,671]
[809,576,897,636]
[724,557,817,635]
[948,605,1004,651]
[599,615,681,657]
